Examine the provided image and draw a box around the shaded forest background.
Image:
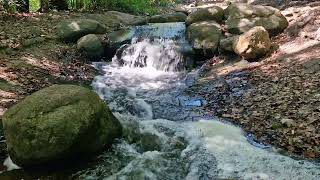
[0,0,180,14]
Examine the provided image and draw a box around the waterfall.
[112,38,185,72]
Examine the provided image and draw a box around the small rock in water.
[183,99,203,107]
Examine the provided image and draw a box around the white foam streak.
[193,120,320,180]
[3,156,20,171]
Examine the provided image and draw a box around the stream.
[1,22,320,179]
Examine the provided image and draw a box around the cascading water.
[113,38,185,72]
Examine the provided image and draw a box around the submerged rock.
[187,21,222,57]
[77,34,104,59]
[233,26,271,59]
[57,19,107,42]
[149,12,187,23]
[2,85,122,167]
[224,3,288,35]
[186,6,224,25]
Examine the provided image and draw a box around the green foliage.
[67,0,178,15]
[1,0,17,13]
[29,0,40,11]
[104,0,157,15]
[27,0,178,14]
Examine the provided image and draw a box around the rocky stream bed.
[0,0,320,179]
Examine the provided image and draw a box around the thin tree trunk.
[17,0,29,12]
[40,0,49,12]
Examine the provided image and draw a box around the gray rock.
[77,34,104,59]
[186,6,224,25]
[57,19,107,42]
[2,85,122,167]
[106,28,135,57]
[233,26,271,59]
[225,3,288,35]
[149,12,187,23]
[187,21,222,57]
[85,11,147,32]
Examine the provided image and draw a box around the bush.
[68,0,179,15]
[11,0,179,15]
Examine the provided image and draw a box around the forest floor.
[0,12,99,119]
[0,1,319,160]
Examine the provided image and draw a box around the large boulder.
[85,11,147,32]
[233,26,271,59]
[77,34,104,59]
[2,85,122,167]
[149,12,187,23]
[187,21,222,56]
[186,6,224,25]
[225,3,288,35]
[57,19,107,42]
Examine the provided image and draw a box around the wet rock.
[233,26,271,59]
[2,85,122,167]
[186,6,224,25]
[57,19,107,42]
[106,28,135,58]
[77,34,104,59]
[187,21,222,57]
[224,3,288,35]
[149,12,187,23]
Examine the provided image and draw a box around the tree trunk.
[40,0,49,12]
[50,0,68,10]
[17,0,29,12]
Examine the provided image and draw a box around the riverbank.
[193,4,320,158]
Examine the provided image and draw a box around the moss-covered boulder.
[149,12,187,23]
[233,26,271,59]
[186,6,224,25]
[187,21,222,57]
[77,34,104,59]
[2,85,122,167]
[224,3,288,35]
[57,19,107,42]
